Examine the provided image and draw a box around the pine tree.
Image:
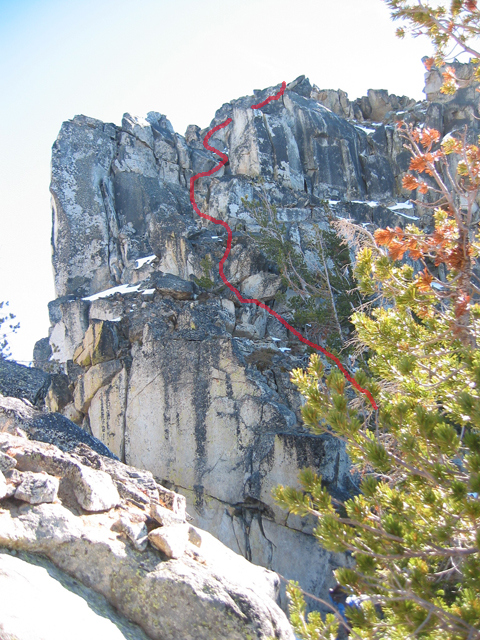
[0,301,20,360]
[385,0,480,94]
[242,184,359,354]
[272,3,480,638]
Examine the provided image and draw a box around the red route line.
[251,80,287,108]
[189,83,378,410]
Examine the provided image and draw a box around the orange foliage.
[409,156,429,173]
[374,228,397,246]
[402,175,419,191]
[415,268,433,293]
[419,128,441,147]
[388,242,407,261]
[424,57,435,71]
[418,182,429,194]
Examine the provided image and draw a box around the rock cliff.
[33,66,479,612]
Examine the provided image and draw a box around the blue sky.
[0,0,431,363]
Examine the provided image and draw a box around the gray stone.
[88,367,127,460]
[45,374,73,414]
[111,514,148,551]
[149,271,194,300]
[220,298,236,333]
[121,113,154,148]
[0,359,51,407]
[240,272,282,301]
[33,337,52,369]
[70,464,120,512]
[73,319,119,368]
[39,69,478,616]
[51,116,118,298]
[62,402,83,426]
[89,297,125,322]
[0,469,7,499]
[0,450,17,472]
[148,523,190,558]
[0,432,119,512]
[188,525,202,547]
[150,501,185,527]
[157,486,186,518]
[14,471,59,504]
[0,431,294,640]
[360,154,396,201]
[74,359,123,414]
[48,298,90,363]
[311,86,355,119]
[0,395,117,459]
[354,88,416,122]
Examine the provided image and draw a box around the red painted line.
[189,83,378,410]
[251,81,287,109]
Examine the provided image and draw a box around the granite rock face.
[34,68,478,612]
[0,422,294,640]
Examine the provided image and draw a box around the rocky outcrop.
[0,394,117,459]
[423,60,480,141]
[34,68,479,614]
[310,82,417,123]
[0,405,294,640]
[49,76,429,305]
[0,358,51,407]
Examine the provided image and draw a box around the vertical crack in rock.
[100,177,124,284]
[262,112,279,182]
[257,511,276,568]
[193,346,211,513]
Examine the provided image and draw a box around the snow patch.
[396,212,419,220]
[388,202,414,211]
[355,125,376,135]
[82,284,142,302]
[135,254,156,269]
[352,200,378,208]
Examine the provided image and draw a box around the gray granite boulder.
[0,358,51,407]
[0,394,117,459]
[0,430,294,640]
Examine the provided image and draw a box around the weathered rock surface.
[0,424,294,640]
[0,549,152,640]
[33,67,479,614]
[51,116,118,299]
[0,358,51,407]
[0,394,117,459]
[14,471,59,504]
